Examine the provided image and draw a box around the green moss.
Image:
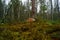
[0,21,60,40]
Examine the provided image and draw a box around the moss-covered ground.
[0,21,60,40]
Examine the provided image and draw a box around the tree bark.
[31,0,35,18]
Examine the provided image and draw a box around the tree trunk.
[50,0,53,21]
[31,0,35,18]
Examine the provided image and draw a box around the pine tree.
[0,0,4,20]
[31,0,35,18]
[10,0,20,22]
[49,0,53,21]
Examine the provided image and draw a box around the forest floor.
[0,21,60,40]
